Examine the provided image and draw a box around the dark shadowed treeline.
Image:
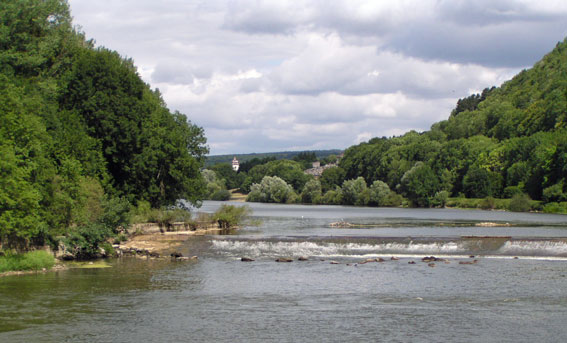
[0,0,207,252]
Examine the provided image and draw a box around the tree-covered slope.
[340,38,567,207]
[0,0,207,250]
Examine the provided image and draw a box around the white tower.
[232,157,239,171]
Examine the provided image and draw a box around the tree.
[369,180,391,206]
[462,165,502,198]
[342,177,369,206]
[400,162,440,207]
[246,176,297,204]
[210,162,244,189]
[301,179,322,204]
[320,166,346,193]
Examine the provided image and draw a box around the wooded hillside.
[0,0,208,250]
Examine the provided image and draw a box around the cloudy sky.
[68,0,567,155]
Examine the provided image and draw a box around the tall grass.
[0,250,55,273]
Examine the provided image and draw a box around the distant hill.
[339,38,567,205]
[206,149,343,167]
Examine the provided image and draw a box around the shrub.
[369,180,391,206]
[64,223,112,259]
[211,189,231,201]
[480,196,496,210]
[432,191,450,208]
[543,202,567,214]
[321,187,343,205]
[213,205,252,228]
[508,193,532,212]
[400,162,440,207]
[98,196,131,233]
[99,242,115,257]
[0,250,55,272]
[543,182,566,203]
[342,177,369,206]
[301,179,322,204]
[246,176,296,203]
[503,186,524,198]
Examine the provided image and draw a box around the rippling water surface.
[1,201,567,342]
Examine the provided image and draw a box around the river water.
[2,201,567,342]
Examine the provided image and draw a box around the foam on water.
[211,240,467,259]
[211,238,567,259]
[497,240,567,256]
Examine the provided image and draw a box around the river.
[1,201,567,342]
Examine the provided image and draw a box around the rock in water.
[298,256,309,261]
[275,258,293,262]
[241,257,255,262]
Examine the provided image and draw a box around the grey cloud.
[69,0,567,155]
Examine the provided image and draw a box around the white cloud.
[68,0,567,154]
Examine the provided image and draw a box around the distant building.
[312,161,321,168]
[232,157,239,171]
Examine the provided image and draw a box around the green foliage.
[508,193,533,212]
[341,177,370,206]
[320,167,346,193]
[247,176,297,204]
[211,189,231,201]
[479,196,496,210]
[301,179,322,204]
[321,187,343,205]
[293,151,318,169]
[432,191,450,208]
[63,223,111,259]
[0,250,55,273]
[542,181,566,203]
[202,169,231,200]
[400,162,440,207]
[212,204,252,228]
[99,242,115,257]
[0,0,208,250]
[336,39,567,207]
[462,165,502,198]
[238,156,276,173]
[369,180,391,206]
[98,197,131,233]
[542,202,567,214]
[244,160,311,193]
[210,163,244,189]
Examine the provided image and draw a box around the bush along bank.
[53,204,252,261]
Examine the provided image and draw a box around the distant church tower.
[232,157,239,172]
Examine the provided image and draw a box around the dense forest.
[205,39,567,213]
[0,0,208,252]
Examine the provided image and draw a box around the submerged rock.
[170,252,183,258]
[241,257,255,262]
[275,258,293,263]
[421,256,447,262]
[175,256,198,261]
[459,260,478,265]
[408,261,416,264]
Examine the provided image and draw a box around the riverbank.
[117,222,236,256]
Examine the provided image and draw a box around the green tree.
[342,177,370,206]
[301,179,322,204]
[246,176,297,204]
[400,162,440,207]
[320,166,346,193]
